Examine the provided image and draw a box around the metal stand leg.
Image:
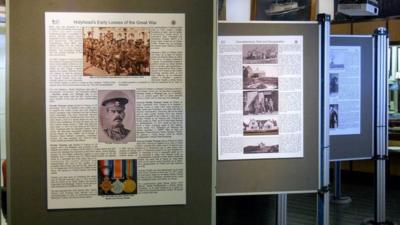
[362,158,395,225]
[276,194,287,225]
[318,147,330,225]
[331,162,352,204]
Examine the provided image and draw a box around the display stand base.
[361,218,397,225]
[331,196,352,204]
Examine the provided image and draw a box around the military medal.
[111,160,124,194]
[123,179,136,193]
[100,176,112,193]
[123,160,137,193]
[99,160,112,193]
[111,179,124,194]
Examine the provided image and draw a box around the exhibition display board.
[329,35,375,161]
[217,22,321,195]
[45,12,187,210]
[8,1,214,225]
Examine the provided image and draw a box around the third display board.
[329,35,375,161]
[217,22,321,195]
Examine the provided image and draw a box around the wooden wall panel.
[331,23,351,35]
[353,20,387,35]
[388,19,400,42]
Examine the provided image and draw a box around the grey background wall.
[7,1,214,225]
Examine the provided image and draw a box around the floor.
[217,172,400,225]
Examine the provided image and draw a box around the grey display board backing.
[7,1,214,225]
[217,22,320,195]
[330,35,375,161]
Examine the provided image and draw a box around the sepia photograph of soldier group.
[83,27,150,76]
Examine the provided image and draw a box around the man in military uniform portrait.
[99,90,136,143]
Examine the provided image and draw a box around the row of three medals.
[100,160,137,194]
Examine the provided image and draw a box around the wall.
[332,17,400,43]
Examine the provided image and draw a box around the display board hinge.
[318,185,330,195]
[372,155,388,160]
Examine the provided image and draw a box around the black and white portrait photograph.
[98,90,136,143]
[329,73,339,95]
[243,138,279,154]
[243,65,278,90]
[83,27,150,76]
[329,104,339,129]
[243,117,279,136]
[243,90,279,115]
[243,44,278,64]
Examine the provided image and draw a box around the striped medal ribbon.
[99,160,111,177]
[99,160,112,193]
[125,160,134,179]
[123,160,137,193]
[111,160,124,194]
[112,160,125,180]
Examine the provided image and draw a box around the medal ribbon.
[125,160,134,179]
[99,160,111,177]
[112,160,124,179]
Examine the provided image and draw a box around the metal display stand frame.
[317,13,331,225]
[275,14,331,225]
[276,194,287,225]
[216,15,328,225]
[331,161,352,204]
[362,28,395,225]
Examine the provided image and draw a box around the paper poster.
[217,36,304,160]
[45,12,186,209]
[329,46,361,135]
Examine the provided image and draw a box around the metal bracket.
[317,14,331,24]
[372,155,388,161]
[318,185,330,195]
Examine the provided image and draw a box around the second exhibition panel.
[329,35,375,161]
[217,22,321,195]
